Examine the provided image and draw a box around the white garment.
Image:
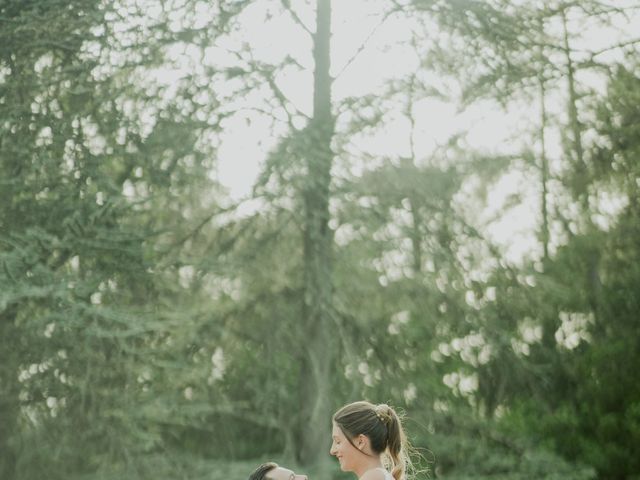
[369,468,394,480]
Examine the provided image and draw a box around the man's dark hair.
[249,462,278,480]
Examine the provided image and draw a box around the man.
[249,462,308,480]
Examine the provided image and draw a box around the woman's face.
[329,422,362,472]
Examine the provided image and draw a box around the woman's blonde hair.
[332,401,413,480]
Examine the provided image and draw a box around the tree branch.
[589,37,640,58]
[334,9,397,80]
[280,0,313,35]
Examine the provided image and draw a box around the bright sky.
[211,1,521,263]
[215,1,518,189]
[176,0,637,264]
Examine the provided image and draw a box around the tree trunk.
[537,45,550,262]
[409,198,423,275]
[297,0,334,467]
[0,309,19,479]
[561,8,588,206]
[406,76,422,275]
[561,8,605,327]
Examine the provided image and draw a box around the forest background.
[1,0,639,479]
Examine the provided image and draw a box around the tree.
[0,0,228,477]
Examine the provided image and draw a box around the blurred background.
[1,0,639,479]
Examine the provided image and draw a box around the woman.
[330,401,411,480]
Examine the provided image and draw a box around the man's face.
[266,467,308,480]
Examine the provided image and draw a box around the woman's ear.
[357,434,368,450]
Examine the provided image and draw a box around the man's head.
[249,462,307,480]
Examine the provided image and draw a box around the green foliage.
[2,0,639,479]
[423,411,596,480]
[0,0,226,478]
[483,61,640,479]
